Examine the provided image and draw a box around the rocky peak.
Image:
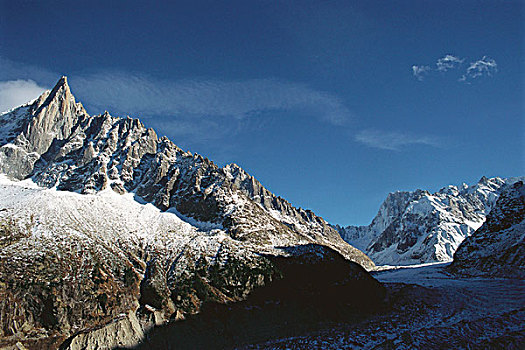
[23,76,87,157]
[0,76,372,269]
[336,176,519,265]
[47,76,71,102]
[482,180,525,232]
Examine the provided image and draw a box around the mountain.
[0,77,368,266]
[448,180,525,278]
[0,77,376,349]
[335,176,522,266]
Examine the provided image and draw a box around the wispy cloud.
[354,129,440,151]
[459,56,498,82]
[412,54,497,83]
[436,55,464,72]
[412,54,464,81]
[70,73,351,126]
[0,79,48,113]
[412,65,431,81]
[0,56,352,127]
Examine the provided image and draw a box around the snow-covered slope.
[335,176,523,266]
[448,180,525,278]
[0,175,275,348]
[0,76,370,268]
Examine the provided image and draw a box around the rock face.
[448,181,525,278]
[0,77,374,349]
[134,244,386,350]
[335,176,522,266]
[0,77,370,268]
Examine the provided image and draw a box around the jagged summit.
[0,76,371,268]
[0,77,87,177]
[35,75,76,114]
[335,176,523,265]
[49,75,69,94]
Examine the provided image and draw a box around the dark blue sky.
[1,0,523,225]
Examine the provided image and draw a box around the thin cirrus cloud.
[70,73,352,126]
[354,129,441,151]
[0,56,352,127]
[1,57,442,153]
[412,54,497,82]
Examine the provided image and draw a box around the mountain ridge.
[335,176,523,265]
[0,76,370,267]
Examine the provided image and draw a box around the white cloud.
[0,79,47,113]
[354,129,440,151]
[413,54,497,83]
[70,73,352,126]
[436,55,464,72]
[412,65,431,81]
[459,56,498,82]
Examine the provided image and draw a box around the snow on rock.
[0,76,374,349]
[0,76,371,269]
[335,176,524,266]
[448,180,525,278]
[0,175,275,348]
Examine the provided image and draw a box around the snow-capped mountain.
[335,176,523,266]
[0,76,369,267]
[448,180,525,278]
[0,77,374,349]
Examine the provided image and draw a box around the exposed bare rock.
[133,244,385,350]
[448,181,525,278]
[336,176,522,265]
[0,77,371,268]
[61,312,144,350]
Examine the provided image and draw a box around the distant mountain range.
[335,176,524,266]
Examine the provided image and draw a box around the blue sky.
[1,0,523,226]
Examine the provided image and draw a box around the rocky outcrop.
[0,212,142,349]
[335,176,521,265]
[61,312,144,350]
[0,77,88,180]
[0,77,375,349]
[224,164,343,243]
[133,244,386,350]
[448,181,525,278]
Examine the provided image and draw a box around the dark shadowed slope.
[448,180,525,278]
